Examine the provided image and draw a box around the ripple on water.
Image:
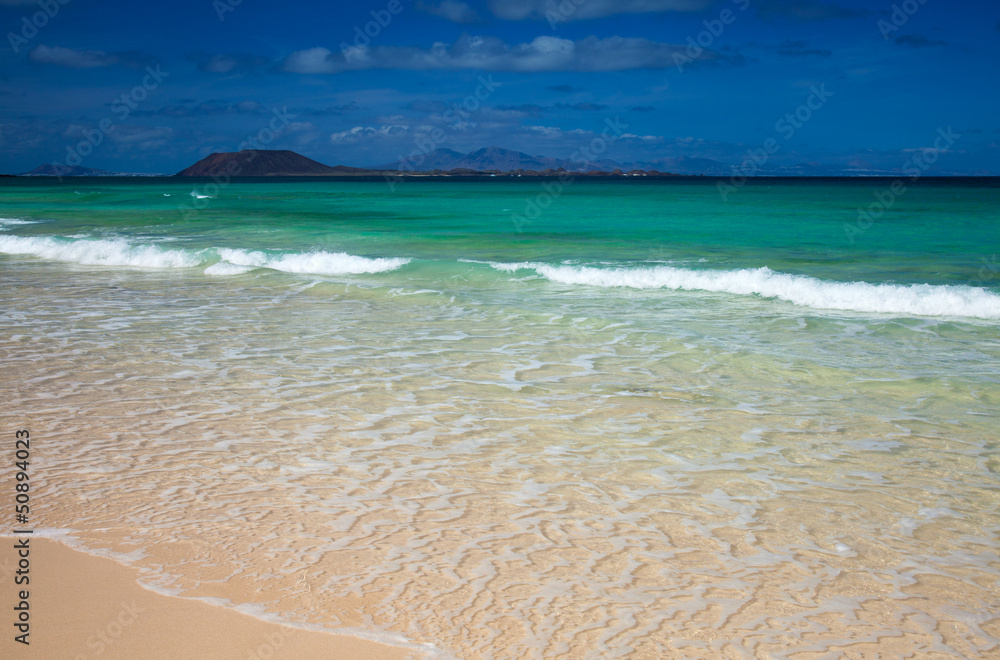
[3,264,1000,659]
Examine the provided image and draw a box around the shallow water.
[2,178,999,658]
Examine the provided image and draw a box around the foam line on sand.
[0,538,419,660]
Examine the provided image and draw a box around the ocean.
[2,176,999,658]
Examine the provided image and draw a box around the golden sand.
[0,538,415,660]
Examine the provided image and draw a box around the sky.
[0,0,998,174]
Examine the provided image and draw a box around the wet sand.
[1,245,998,657]
[0,538,416,660]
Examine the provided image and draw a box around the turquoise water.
[2,177,999,658]
[3,177,999,287]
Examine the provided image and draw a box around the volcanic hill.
[175,149,371,176]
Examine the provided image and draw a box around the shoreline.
[5,174,996,182]
[0,537,426,659]
[1,179,997,657]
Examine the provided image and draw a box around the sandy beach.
[1,179,998,658]
[0,538,415,660]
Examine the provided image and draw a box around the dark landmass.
[371,148,745,175]
[374,146,593,173]
[19,164,164,177]
[174,148,679,178]
[387,166,675,178]
[174,149,361,176]
[21,164,116,176]
[18,147,984,179]
[372,145,698,174]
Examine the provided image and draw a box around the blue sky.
[1,0,997,174]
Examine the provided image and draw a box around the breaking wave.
[0,236,411,276]
[0,235,201,268]
[208,248,410,275]
[491,262,1000,319]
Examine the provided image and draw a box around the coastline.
[0,538,422,660]
[1,178,998,657]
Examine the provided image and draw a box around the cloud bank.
[29,45,155,69]
[488,0,710,21]
[285,34,723,73]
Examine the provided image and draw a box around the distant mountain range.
[178,148,942,177]
[20,163,163,177]
[371,146,719,174]
[172,147,680,177]
[372,146,599,172]
[166,148,674,177]
[20,146,972,178]
[22,164,117,176]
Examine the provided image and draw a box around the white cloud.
[417,1,482,24]
[522,125,659,143]
[620,133,663,142]
[488,0,710,21]
[528,125,564,137]
[107,126,175,150]
[284,122,323,150]
[190,52,269,74]
[284,34,706,73]
[29,45,120,68]
[330,125,409,143]
[202,55,239,73]
[283,47,335,74]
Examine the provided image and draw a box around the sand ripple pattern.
[3,263,999,659]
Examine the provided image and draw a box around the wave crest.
[0,235,202,268]
[491,262,1000,319]
[214,248,410,275]
[0,236,411,276]
[0,218,40,229]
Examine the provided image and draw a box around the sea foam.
[0,235,202,268]
[0,236,410,277]
[214,247,410,275]
[491,262,1000,319]
[0,218,38,229]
